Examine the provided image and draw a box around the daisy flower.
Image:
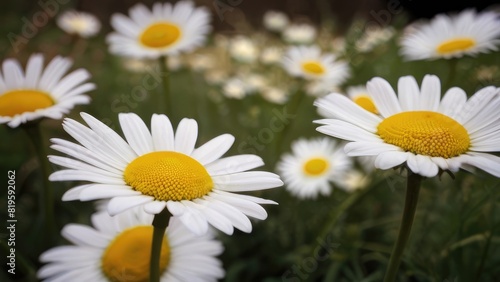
[276,138,353,199]
[0,54,94,128]
[282,45,350,84]
[49,112,282,235]
[38,208,224,281]
[106,1,211,59]
[57,10,101,38]
[315,74,500,178]
[400,9,500,60]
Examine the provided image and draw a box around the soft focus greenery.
[1,1,500,282]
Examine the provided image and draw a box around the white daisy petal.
[367,77,402,117]
[107,195,153,216]
[205,155,264,176]
[314,93,381,132]
[143,201,167,214]
[316,119,381,142]
[61,224,109,248]
[374,151,408,170]
[78,184,140,201]
[178,203,210,235]
[344,141,400,156]
[419,75,441,111]
[462,152,500,177]
[213,171,283,192]
[397,76,420,111]
[119,113,154,155]
[191,134,235,165]
[174,118,198,155]
[151,114,175,151]
[439,87,467,118]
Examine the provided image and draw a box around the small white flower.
[57,10,101,38]
[277,138,353,199]
[107,1,211,59]
[282,45,350,84]
[38,208,225,281]
[400,9,500,60]
[0,54,93,128]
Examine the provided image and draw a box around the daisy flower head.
[0,54,94,128]
[38,208,224,282]
[400,9,500,60]
[49,112,282,235]
[282,45,350,83]
[57,10,101,38]
[106,1,211,59]
[277,138,353,199]
[315,74,500,178]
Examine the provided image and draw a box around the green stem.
[159,55,171,117]
[150,208,171,282]
[445,58,458,89]
[383,172,422,282]
[23,122,56,244]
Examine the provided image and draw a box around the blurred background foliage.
[1,0,500,281]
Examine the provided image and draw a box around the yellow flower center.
[353,95,378,114]
[140,22,181,48]
[436,37,476,55]
[0,90,54,117]
[101,226,170,282]
[124,151,213,201]
[377,111,470,158]
[303,157,329,176]
[301,61,325,75]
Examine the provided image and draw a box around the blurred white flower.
[260,47,283,65]
[400,9,500,60]
[261,86,288,104]
[229,36,259,63]
[57,10,101,38]
[282,23,317,44]
[107,1,211,59]
[282,45,350,85]
[223,78,247,99]
[263,11,289,32]
[277,138,353,199]
[356,26,395,52]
